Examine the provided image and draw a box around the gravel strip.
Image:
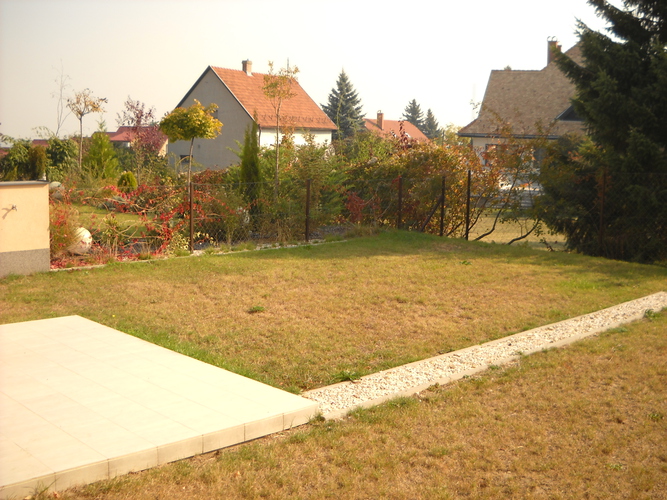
[303,292,667,419]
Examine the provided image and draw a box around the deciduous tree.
[263,61,299,200]
[117,97,166,182]
[159,99,222,183]
[67,89,107,170]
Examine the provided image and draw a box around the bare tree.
[52,62,72,137]
[262,61,299,200]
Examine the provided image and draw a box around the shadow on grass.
[219,230,667,283]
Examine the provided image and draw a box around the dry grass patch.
[1,231,665,391]
[61,312,667,499]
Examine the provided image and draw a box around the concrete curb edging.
[304,292,667,419]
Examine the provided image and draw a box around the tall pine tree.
[322,70,364,139]
[422,109,442,140]
[401,99,424,131]
[541,0,667,262]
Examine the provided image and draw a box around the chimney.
[242,60,253,76]
[547,38,561,65]
[377,111,384,130]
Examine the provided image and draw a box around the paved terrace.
[0,316,318,499]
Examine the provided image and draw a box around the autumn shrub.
[49,193,80,259]
[117,171,138,193]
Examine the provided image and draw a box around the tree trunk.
[274,107,281,202]
[78,117,84,172]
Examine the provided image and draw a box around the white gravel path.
[303,292,667,419]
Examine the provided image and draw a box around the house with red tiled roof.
[107,126,168,156]
[459,40,585,153]
[168,61,337,169]
[364,111,428,142]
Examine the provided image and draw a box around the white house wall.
[167,68,253,171]
[258,129,332,148]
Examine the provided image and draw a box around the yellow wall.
[0,182,49,253]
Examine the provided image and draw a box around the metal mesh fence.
[49,167,667,265]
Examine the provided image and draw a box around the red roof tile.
[364,118,429,142]
[210,66,336,131]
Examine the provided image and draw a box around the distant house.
[107,126,168,156]
[168,61,337,169]
[458,40,585,154]
[364,111,429,142]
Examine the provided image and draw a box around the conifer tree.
[422,109,442,140]
[541,0,667,262]
[240,118,261,211]
[322,70,364,139]
[84,123,119,179]
[401,99,424,131]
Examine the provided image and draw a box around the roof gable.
[208,66,336,131]
[459,43,584,138]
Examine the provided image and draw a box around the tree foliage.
[117,97,168,182]
[240,118,261,210]
[422,109,442,140]
[159,99,222,182]
[322,70,365,140]
[0,139,48,181]
[263,61,300,199]
[84,124,119,179]
[544,0,667,262]
[46,137,78,181]
[67,88,107,169]
[401,99,424,131]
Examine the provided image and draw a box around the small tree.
[322,70,365,140]
[117,97,166,183]
[67,89,107,170]
[263,61,299,200]
[240,117,261,211]
[0,139,47,181]
[46,137,78,181]
[159,99,222,184]
[84,122,119,179]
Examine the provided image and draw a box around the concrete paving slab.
[0,316,318,499]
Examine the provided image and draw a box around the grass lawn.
[75,203,147,239]
[63,310,667,499]
[1,231,665,393]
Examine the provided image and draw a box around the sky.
[0,0,612,142]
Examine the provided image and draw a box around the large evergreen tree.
[401,99,424,131]
[540,0,667,262]
[322,70,364,139]
[422,109,442,140]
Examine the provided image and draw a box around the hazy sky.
[0,0,611,140]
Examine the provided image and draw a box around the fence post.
[465,170,471,240]
[440,175,445,237]
[305,179,311,242]
[599,168,606,255]
[397,176,403,230]
[189,181,194,252]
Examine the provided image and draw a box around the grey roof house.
[459,40,585,150]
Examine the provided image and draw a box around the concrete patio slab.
[0,316,318,499]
